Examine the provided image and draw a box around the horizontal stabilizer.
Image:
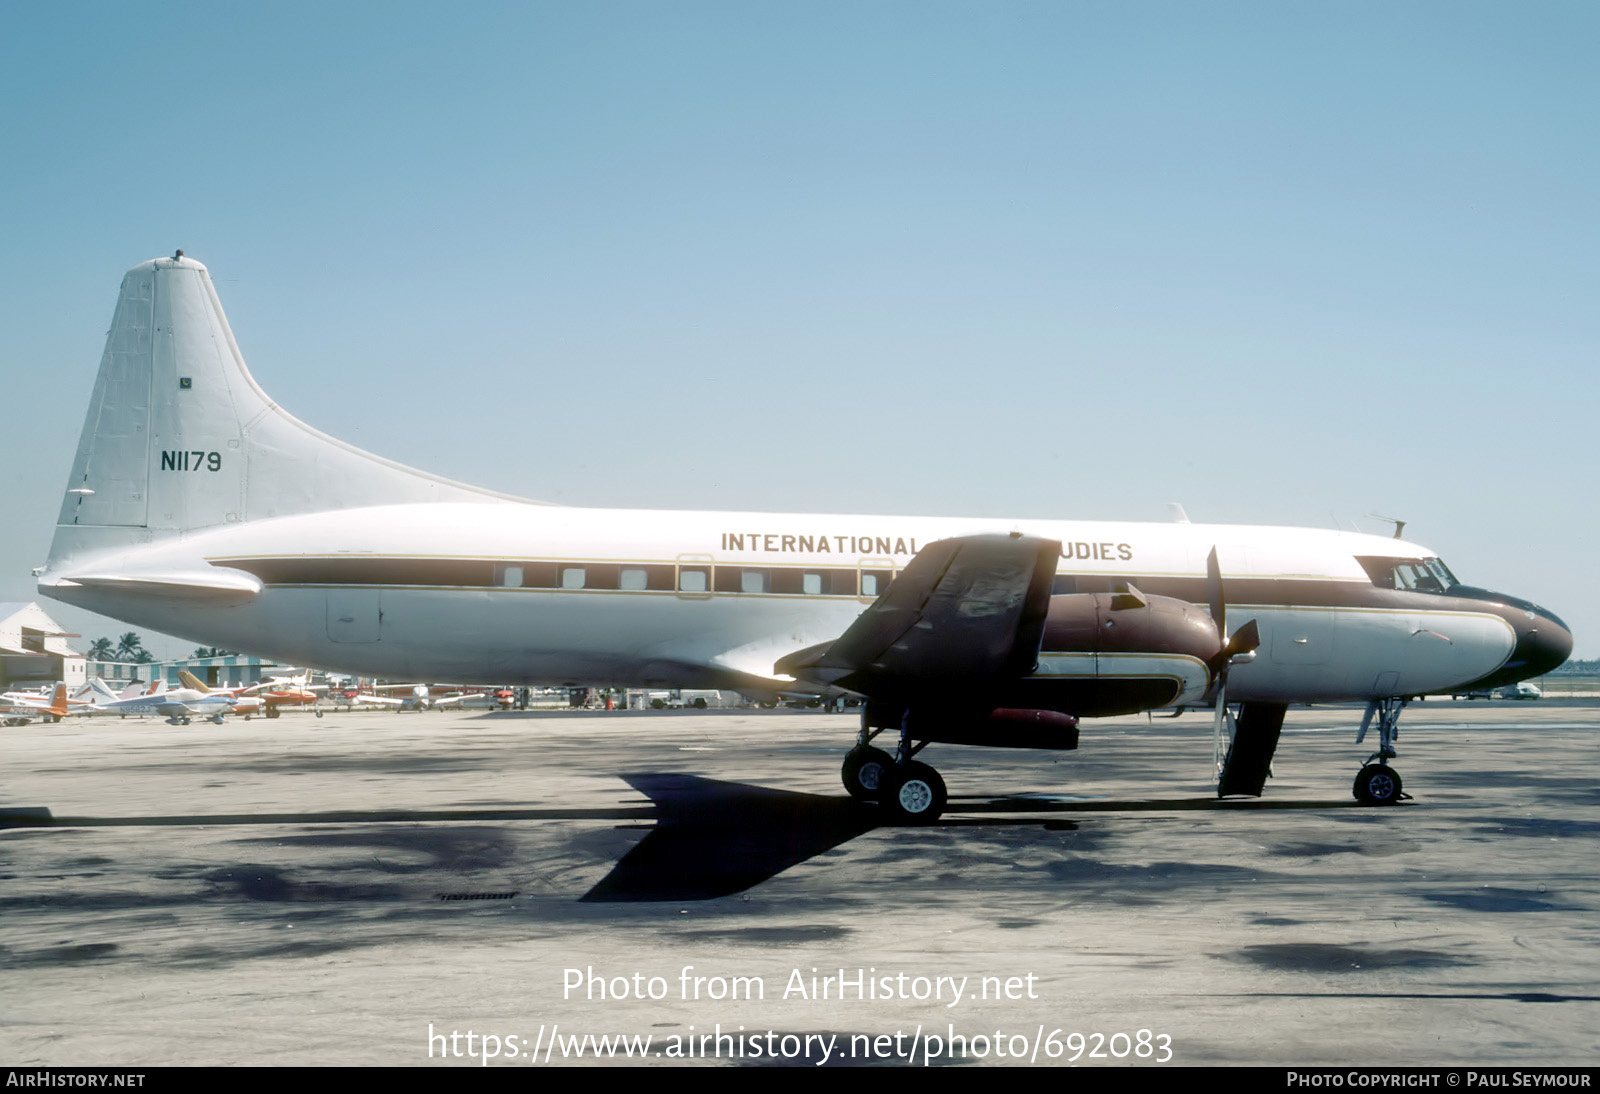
[48,567,263,603]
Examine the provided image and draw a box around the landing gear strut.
[1353,697,1407,805]
[849,708,948,824]
[841,707,892,800]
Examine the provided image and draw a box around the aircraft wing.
[1,693,50,711]
[776,534,1059,697]
[353,694,406,707]
[429,692,483,707]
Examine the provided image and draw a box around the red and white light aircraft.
[1,684,73,726]
[37,256,1571,820]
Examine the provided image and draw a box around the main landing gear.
[1353,697,1408,805]
[840,709,949,824]
[840,743,892,800]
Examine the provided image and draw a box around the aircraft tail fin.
[46,254,534,574]
[177,670,210,693]
[47,684,69,717]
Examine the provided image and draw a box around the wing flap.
[778,534,1059,692]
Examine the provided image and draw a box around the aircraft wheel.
[879,762,947,824]
[211,714,225,724]
[1353,763,1403,805]
[266,707,281,719]
[840,746,894,801]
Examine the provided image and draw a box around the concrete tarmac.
[3,701,1598,1067]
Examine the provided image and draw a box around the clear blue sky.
[2,1,1595,657]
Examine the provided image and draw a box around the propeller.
[1203,547,1262,776]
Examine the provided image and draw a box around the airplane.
[174,669,330,718]
[174,670,265,717]
[358,687,486,713]
[1,684,72,726]
[350,683,481,712]
[85,677,241,725]
[36,255,1572,821]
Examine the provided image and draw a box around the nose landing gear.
[1353,697,1409,805]
[1353,763,1403,804]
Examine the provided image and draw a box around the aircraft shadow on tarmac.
[578,773,1361,902]
[580,774,878,902]
[2,778,1361,904]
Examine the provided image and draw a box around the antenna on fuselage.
[1369,514,1408,540]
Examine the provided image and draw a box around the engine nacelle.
[1008,589,1222,717]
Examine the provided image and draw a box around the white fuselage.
[44,501,1521,704]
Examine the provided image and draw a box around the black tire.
[265,707,281,719]
[841,746,894,801]
[1353,763,1403,805]
[879,761,948,824]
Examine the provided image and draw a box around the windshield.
[1356,556,1459,593]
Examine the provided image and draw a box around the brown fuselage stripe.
[215,557,1518,616]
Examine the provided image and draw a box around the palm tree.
[115,632,144,661]
[88,637,115,661]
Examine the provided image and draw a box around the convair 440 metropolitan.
[38,255,1572,821]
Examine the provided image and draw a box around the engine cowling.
[1012,589,1223,717]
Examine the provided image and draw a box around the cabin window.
[741,569,770,594]
[497,564,524,588]
[560,567,586,589]
[861,568,893,597]
[678,566,709,593]
[620,567,647,591]
[802,571,823,595]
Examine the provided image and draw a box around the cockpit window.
[1356,556,1458,592]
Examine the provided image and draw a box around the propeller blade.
[1206,546,1225,636]
[1213,681,1228,776]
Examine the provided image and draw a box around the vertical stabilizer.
[50,255,531,570]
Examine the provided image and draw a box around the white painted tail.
[48,255,530,571]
